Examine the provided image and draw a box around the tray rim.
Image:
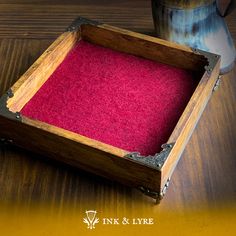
[0,16,221,202]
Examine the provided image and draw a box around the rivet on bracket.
[138,178,171,204]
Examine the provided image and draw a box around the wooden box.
[0,17,220,203]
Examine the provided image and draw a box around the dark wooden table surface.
[0,0,235,215]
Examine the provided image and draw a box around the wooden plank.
[82,24,207,71]
[7,32,78,112]
[0,115,161,193]
[0,3,153,39]
[154,0,215,8]
[161,61,220,190]
[0,0,146,4]
[164,66,236,206]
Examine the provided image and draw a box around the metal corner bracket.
[0,138,13,146]
[192,48,220,75]
[0,89,22,121]
[138,178,171,204]
[66,16,100,32]
[125,143,175,170]
[213,76,221,92]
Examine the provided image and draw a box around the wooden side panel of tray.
[81,24,208,71]
[161,63,220,192]
[0,115,161,192]
[0,17,221,202]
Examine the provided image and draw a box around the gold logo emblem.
[83,210,99,229]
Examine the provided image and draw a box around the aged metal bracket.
[159,178,171,200]
[0,138,13,146]
[213,76,221,92]
[138,186,159,201]
[0,89,22,121]
[192,48,220,75]
[138,178,171,204]
[125,143,175,170]
[66,16,100,32]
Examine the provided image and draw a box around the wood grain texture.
[0,116,161,193]
[163,64,220,191]
[82,24,207,71]
[2,22,214,197]
[156,0,215,8]
[8,32,78,112]
[0,0,235,212]
[0,39,52,95]
[0,2,153,39]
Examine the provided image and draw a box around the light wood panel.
[82,24,207,71]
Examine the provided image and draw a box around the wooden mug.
[152,0,236,74]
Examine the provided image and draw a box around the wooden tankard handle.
[216,0,233,16]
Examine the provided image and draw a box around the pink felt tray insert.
[21,40,198,156]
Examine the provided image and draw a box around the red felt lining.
[21,40,198,156]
